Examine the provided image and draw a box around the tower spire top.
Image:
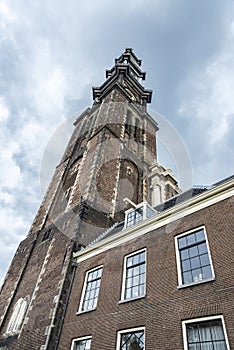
[107,48,145,80]
[93,48,152,105]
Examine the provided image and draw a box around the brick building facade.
[0,49,233,350]
[58,176,233,350]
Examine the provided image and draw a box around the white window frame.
[6,296,30,335]
[182,315,230,350]
[175,226,215,288]
[70,335,92,350]
[124,202,156,229]
[120,249,146,302]
[116,326,145,350]
[77,265,103,314]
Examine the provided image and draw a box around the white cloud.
[25,39,69,117]
[177,18,234,183]
[0,100,21,190]
[19,120,45,148]
[0,0,16,22]
[0,206,29,286]
[0,0,233,287]
[0,152,21,189]
[0,0,17,45]
[0,96,9,122]
[0,207,26,237]
[0,190,14,205]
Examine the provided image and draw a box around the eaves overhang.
[106,60,145,80]
[73,177,234,263]
[117,48,142,67]
[93,65,152,103]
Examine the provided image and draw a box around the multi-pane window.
[122,250,146,301]
[71,337,92,350]
[126,207,144,228]
[79,266,103,312]
[176,227,214,286]
[117,328,145,350]
[124,203,156,229]
[183,316,229,350]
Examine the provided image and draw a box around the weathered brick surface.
[0,227,74,350]
[0,50,183,349]
[0,87,159,349]
[0,234,36,328]
[58,197,234,349]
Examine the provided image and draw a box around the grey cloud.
[0,0,234,284]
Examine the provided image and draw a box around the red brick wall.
[0,230,73,350]
[58,197,234,349]
[0,87,159,349]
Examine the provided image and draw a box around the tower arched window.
[134,118,140,142]
[6,296,30,334]
[125,110,132,136]
[141,128,145,145]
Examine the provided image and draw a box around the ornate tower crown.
[93,48,152,106]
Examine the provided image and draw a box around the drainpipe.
[54,259,78,350]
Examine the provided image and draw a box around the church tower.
[0,49,180,349]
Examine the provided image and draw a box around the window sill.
[76,308,96,315]
[3,331,19,337]
[177,277,215,289]
[119,295,146,304]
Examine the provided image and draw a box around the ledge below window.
[76,308,96,315]
[177,277,215,289]
[118,295,146,304]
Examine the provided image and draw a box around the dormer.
[123,199,156,229]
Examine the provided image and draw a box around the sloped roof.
[88,174,233,246]
[155,187,208,212]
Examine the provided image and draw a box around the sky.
[0,0,234,285]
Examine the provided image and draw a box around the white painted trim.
[124,202,156,230]
[120,248,146,302]
[182,315,230,350]
[116,326,145,350]
[174,226,215,287]
[5,295,30,336]
[77,265,103,314]
[70,335,92,350]
[74,179,234,263]
[177,277,215,289]
[124,204,144,230]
